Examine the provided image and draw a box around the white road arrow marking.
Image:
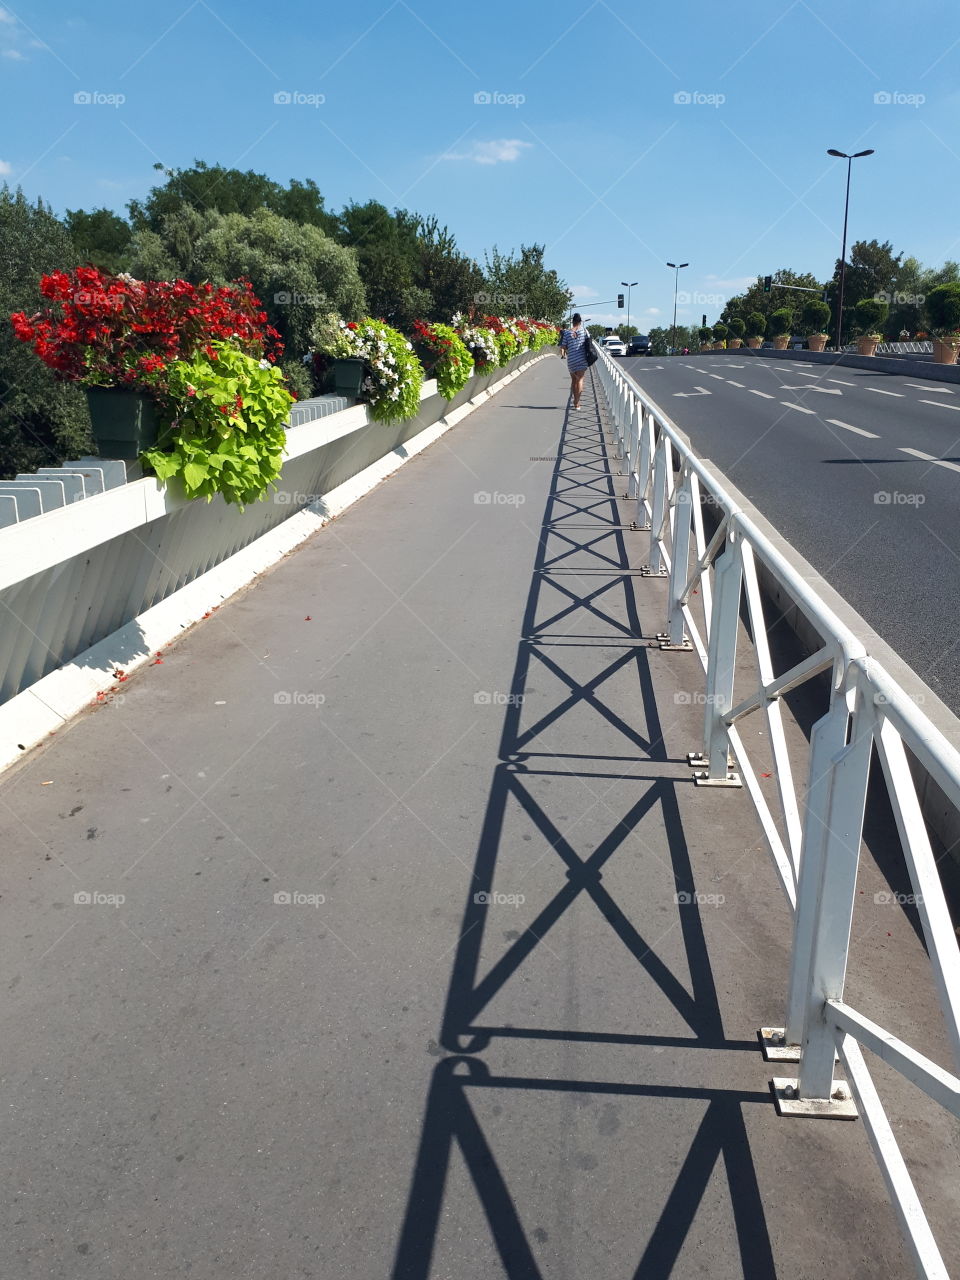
[905,383,952,392]
[827,418,879,438]
[673,386,712,398]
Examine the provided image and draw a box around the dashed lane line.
[919,398,960,412]
[827,418,880,439]
[827,378,856,386]
[866,387,904,397]
[726,381,745,387]
[781,402,816,413]
[899,447,960,474]
[749,390,775,399]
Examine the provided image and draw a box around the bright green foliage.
[924,283,960,336]
[767,308,793,336]
[483,244,571,322]
[801,299,831,333]
[746,311,766,337]
[712,322,728,340]
[727,317,746,339]
[349,319,424,423]
[698,327,712,343]
[494,330,519,365]
[854,297,887,336]
[531,325,559,350]
[430,324,472,400]
[142,342,292,507]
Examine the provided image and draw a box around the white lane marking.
[919,398,960,412]
[900,446,960,474]
[708,373,725,379]
[866,387,904,397]
[749,389,775,399]
[905,383,953,393]
[683,364,697,369]
[726,380,745,387]
[827,418,879,438]
[786,368,820,376]
[780,384,841,394]
[673,386,712,398]
[826,378,855,386]
[781,402,816,413]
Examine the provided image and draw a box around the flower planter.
[772,336,790,351]
[746,337,763,349]
[807,334,827,352]
[85,388,161,460]
[856,337,879,357]
[933,339,960,365]
[728,338,743,349]
[331,358,366,400]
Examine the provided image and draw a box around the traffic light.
[763,275,772,293]
[617,293,625,308]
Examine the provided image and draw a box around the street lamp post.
[620,280,638,336]
[667,262,689,354]
[827,148,874,352]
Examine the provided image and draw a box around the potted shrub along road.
[854,298,888,356]
[727,318,745,349]
[768,308,793,350]
[311,313,366,398]
[802,299,831,352]
[10,267,284,463]
[412,320,472,400]
[712,322,728,350]
[698,326,713,350]
[925,283,960,365]
[746,312,766,348]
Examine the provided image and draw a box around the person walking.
[560,312,589,410]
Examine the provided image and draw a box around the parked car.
[601,335,627,356]
[626,334,652,356]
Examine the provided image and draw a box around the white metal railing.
[595,348,960,1280]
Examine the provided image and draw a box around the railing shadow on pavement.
[390,376,777,1279]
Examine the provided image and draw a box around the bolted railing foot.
[640,565,669,577]
[656,631,693,651]
[770,1077,858,1120]
[758,1027,837,1064]
[693,770,742,788]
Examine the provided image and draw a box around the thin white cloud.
[571,284,599,299]
[442,139,532,165]
[3,47,24,59]
[0,8,16,24]
[0,160,13,176]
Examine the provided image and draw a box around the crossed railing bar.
[595,347,960,1280]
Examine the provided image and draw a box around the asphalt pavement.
[620,351,960,712]
[1,357,956,1278]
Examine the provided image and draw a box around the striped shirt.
[561,326,590,372]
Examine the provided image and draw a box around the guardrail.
[595,347,960,1280]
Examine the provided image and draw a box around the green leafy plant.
[712,322,728,345]
[854,297,887,339]
[350,318,423,422]
[142,341,292,507]
[924,283,960,338]
[310,311,356,358]
[698,327,712,344]
[767,308,793,337]
[727,317,746,340]
[801,299,831,334]
[411,320,472,399]
[746,311,766,338]
[494,329,519,366]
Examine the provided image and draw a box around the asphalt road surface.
[620,352,960,711]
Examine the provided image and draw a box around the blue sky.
[2,0,959,330]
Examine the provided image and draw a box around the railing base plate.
[640,566,668,577]
[759,1027,837,1064]
[693,770,742,788]
[657,632,693,652]
[770,1077,858,1120]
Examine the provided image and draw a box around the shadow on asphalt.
[391,375,777,1279]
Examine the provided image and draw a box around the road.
[620,351,960,711]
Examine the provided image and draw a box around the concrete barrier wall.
[0,349,547,771]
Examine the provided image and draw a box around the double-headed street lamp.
[667,262,689,354]
[620,280,638,335]
[827,148,875,352]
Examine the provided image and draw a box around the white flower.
[259,359,271,370]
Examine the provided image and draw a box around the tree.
[483,244,571,322]
[828,239,902,342]
[925,283,960,336]
[854,297,887,336]
[0,187,91,478]
[587,324,607,339]
[721,269,823,329]
[64,207,132,273]
[648,327,669,355]
[615,324,639,339]
[411,215,484,322]
[767,308,794,337]
[801,298,831,334]
[336,200,429,328]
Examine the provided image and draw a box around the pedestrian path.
[0,358,928,1278]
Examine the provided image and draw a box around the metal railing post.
[690,527,742,785]
[626,399,640,499]
[644,434,670,575]
[661,468,694,649]
[772,667,871,1115]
